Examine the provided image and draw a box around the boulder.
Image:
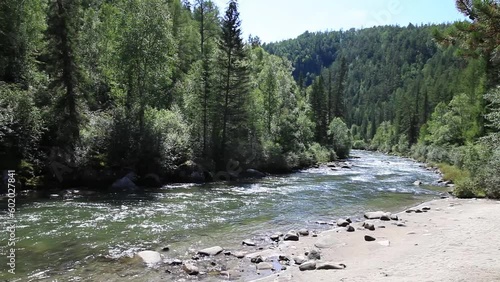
[336,219,350,227]
[316,262,346,270]
[256,262,274,270]
[251,255,264,264]
[284,231,299,241]
[299,261,317,271]
[307,249,321,260]
[270,234,281,241]
[362,222,375,231]
[364,235,376,242]
[298,229,309,236]
[413,180,423,186]
[364,211,385,219]
[293,256,307,265]
[242,240,256,246]
[110,176,138,192]
[198,246,223,256]
[380,212,392,221]
[182,263,199,275]
[421,206,431,211]
[233,251,247,259]
[136,251,162,265]
[390,214,399,221]
[346,225,355,232]
[240,169,266,179]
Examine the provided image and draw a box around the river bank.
[253,197,500,282]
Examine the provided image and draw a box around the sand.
[252,198,500,282]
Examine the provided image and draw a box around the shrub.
[327,118,352,159]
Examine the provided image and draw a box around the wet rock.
[390,214,399,221]
[299,261,317,271]
[198,246,223,256]
[284,231,299,241]
[413,180,423,186]
[307,249,321,260]
[251,255,264,264]
[270,233,281,241]
[182,263,199,275]
[415,209,423,213]
[422,206,431,211]
[137,251,162,265]
[256,262,274,270]
[362,222,375,231]
[293,256,307,265]
[364,235,376,242]
[406,209,415,213]
[240,169,266,179]
[242,240,256,246]
[298,229,309,236]
[110,176,138,192]
[346,225,355,232]
[364,211,385,219]
[336,219,350,227]
[316,262,346,270]
[380,212,392,221]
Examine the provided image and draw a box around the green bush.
[308,142,333,164]
[328,118,352,159]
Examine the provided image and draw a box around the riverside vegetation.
[0,0,499,198]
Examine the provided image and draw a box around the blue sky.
[209,0,466,43]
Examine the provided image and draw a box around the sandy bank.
[252,198,500,282]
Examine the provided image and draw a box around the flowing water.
[0,150,446,281]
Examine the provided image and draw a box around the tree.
[328,118,352,158]
[45,0,83,150]
[214,0,250,170]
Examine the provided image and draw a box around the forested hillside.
[0,0,349,189]
[0,0,498,198]
[264,0,499,198]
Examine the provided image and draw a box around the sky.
[208,0,466,43]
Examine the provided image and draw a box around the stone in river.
[364,211,385,219]
[198,246,223,256]
[242,240,256,246]
[362,222,375,231]
[307,249,321,260]
[299,261,317,271]
[284,231,299,241]
[380,212,392,221]
[256,262,274,270]
[298,229,309,236]
[182,263,199,275]
[364,235,376,242]
[293,255,307,265]
[316,262,347,270]
[413,180,423,186]
[346,225,355,232]
[336,219,350,227]
[136,251,162,265]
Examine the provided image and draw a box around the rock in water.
[198,246,223,256]
[241,169,266,179]
[284,231,299,241]
[182,263,199,275]
[110,176,138,192]
[364,235,376,242]
[364,211,385,219]
[413,180,423,186]
[307,249,321,260]
[256,262,274,270]
[316,262,347,270]
[337,219,350,227]
[298,229,309,236]
[242,240,256,246]
[137,251,162,265]
[380,212,392,221]
[299,261,317,271]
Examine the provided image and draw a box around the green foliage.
[328,118,352,159]
[370,121,396,153]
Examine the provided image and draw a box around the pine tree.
[214,0,250,170]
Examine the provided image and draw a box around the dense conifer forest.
[0,0,498,198]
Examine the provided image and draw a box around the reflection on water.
[0,150,443,281]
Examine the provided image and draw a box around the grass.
[436,163,469,183]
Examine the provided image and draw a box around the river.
[0,150,446,281]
